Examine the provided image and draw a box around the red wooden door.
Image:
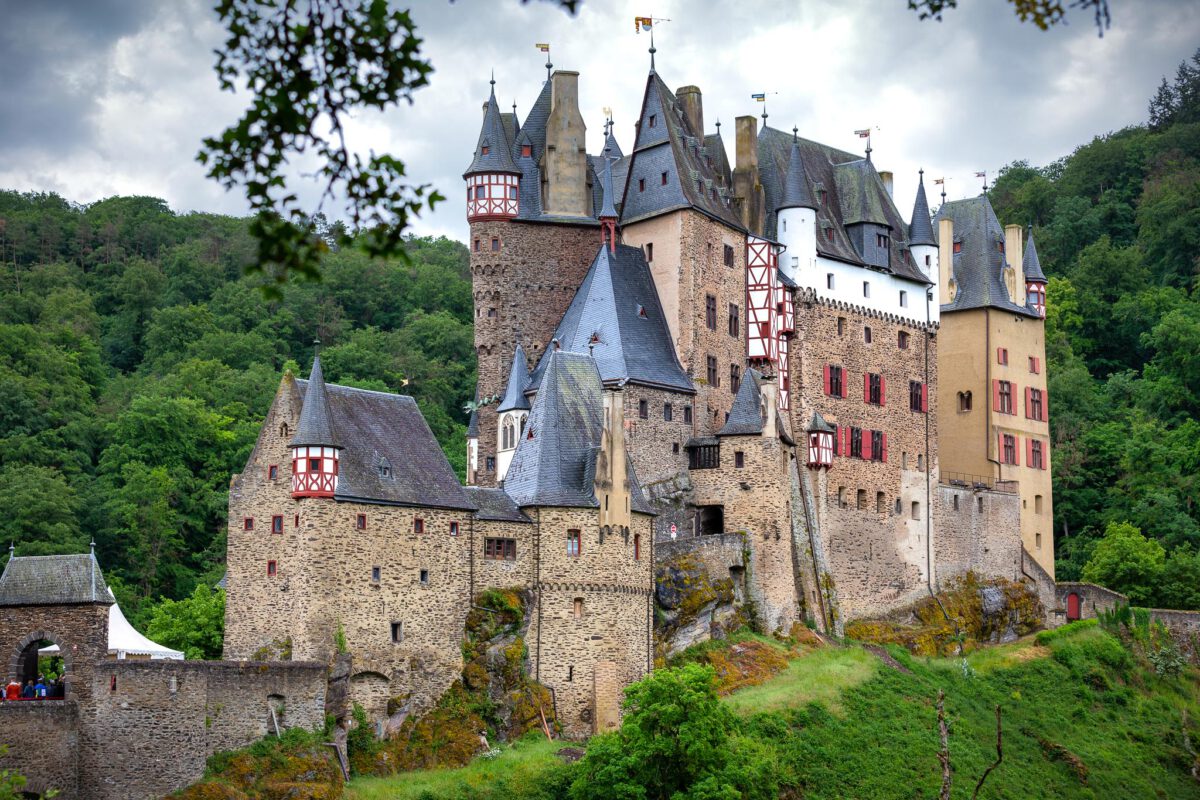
[1066,592,1081,621]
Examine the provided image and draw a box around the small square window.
[898,331,910,349]
[267,560,277,576]
[473,239,481,252]
[683,406,692,423]
[272,515,283,534]
[491,237,500,252]
[414,518,425,534]
[450,521,460,536]
[567,529,582,557]
[664,403,673,422]
[268,464,278,480]
[356,514,367,530]
[243,517,254,531]
[673,442,680,454]
[371,566,381,583]
[486,456,496,471]
[419,569,429,584]
[309,458,321,472]
[953,241,963,254]
[661,171,668,185]
[997,347,1009,365]
[638,399,648,419]
[521,144,532,157]
[724,244,734,267]
[649,114,656,128]
[734,451,745,468]
[391,622,403,643]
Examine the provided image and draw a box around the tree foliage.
[144,586,227,660]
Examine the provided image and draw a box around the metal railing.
[939,471,1018,493]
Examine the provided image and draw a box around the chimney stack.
[544,70,589,217]
[676,85,704,137]
[759,376,778,440]
[1005,224,1025,305]
[879,171,894,198]
[596,388,631,530]
[938,217,955,306]
[732,115,765,234]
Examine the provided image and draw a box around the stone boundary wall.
[0,700,80,798]
[82,659,328,800]
[1145,609,1200,661]
[1052,582,1127,628]
[1021,546,1058,625]
[656,533,746,584]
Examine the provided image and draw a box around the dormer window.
[481,146,489,155]
[997,241,1005,253]
[818,189,828,205]
[649,114,657,128]
[521,144,532,157]
[953,241,963,254]
[378,458,392,479]
[638,178,646,192]
[661,171,668,185]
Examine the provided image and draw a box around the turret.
[463,75,521,222]
[776,128,817,283]
[909,170,938,284]
[495,344,531,482]
[1023,226,1047,318]
[291,344,341,498]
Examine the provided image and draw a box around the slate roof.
[908,171,937,247]
[777,134,816,211]
[601,123,623,160]
[294,379,475,510]
[290,353,339,448]
[497,344,532,413]
[464,81,521,177]
[718,369,765,435]
[757,125,930,284]
[503,349,652,514]
[528,243,694,393]
[0,553,112,606]
[1023,227,1047,282]
[464,487,531,523]
[938,195,1040,318]
[704,131,732,187]
[598,152,618,219]
[619,71,743,229]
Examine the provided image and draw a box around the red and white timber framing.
[291,445,339,498]
[746,235,794,411]
[466,173,519,221]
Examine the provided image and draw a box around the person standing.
[3,678,18,701]
[21,680,35,699]
[34,676,48,698]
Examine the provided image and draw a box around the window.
[272,515,283,534]
[267,560,277,576]
[473,239,480,252]
[508,185,517,200]
[634,533,641,560]
[997,241,1005,253]
[521,144,532,157]
[837,317,845,336]
[863,281,871,298]
[953,495,959,511]
[925,254,931,266]
[573,597,584,620]
[958,391,972,412]
[997,381,1014,415]
[850,427,863,458]
[567,529,581,557]
[1030,439,1045,469]
[953,241,963,254]
[378,458,391,478]
[917,453,925,471]
[728,303,739,337]
[876,491,886,513]
[309,457,321,472]
[268,464,278,480]
[825,227,834,243]
[673,442,680,454]
[706,356,720,386]
[243,517,254,531]
[1002,434,1017,465]
[864,326,872,344]
[1036,532,1042,549]
[502,417,515,449]
[910,380,927,412]
[487,308,497,318]
[638,399,648,419]
[419,569,429,585]
[997,347,1009,365]
[649,114,657,128]
[371,566,381,583]
[724,244,734,266]
[838,486,846,507]
[491,237,500,252]
[1029,356,1040,373]
[645,243,653,261]
[876,232,890,249]
[567,665,574,681]
[730,364,741,394]
[1035,494,1044,513]
[857,489,867,510]
[898,331,909,349]
[661,171,668,185]
[911,502,921,521]
[902,452,909,469]
[356,514,366,530]
[824,364,845,398]
[484,538,517,560]
[977,496,984,513]
[1028,388,1045,421]
[413,518,425,534]
[870,430,884,462]
[391,622,403,643]
[486,456,495,471]
[663,403,673,422]
[734,451,745,468]
[705,294,717,330]
[819,189,829,205]
[896,498,903,514]
[683,405,692,424]
[899,290,908,307]
[294,513,299,527]
[827,273,835,290]
[450,521,459,536]
[480,146,489,155]
[866,373,883,405]
[638,177,646,192]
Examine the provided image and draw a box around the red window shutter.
[842,369,849,398]
[1027,438,1033,467]
[921,383,928,412]
[1042,390,1049,421]
[841,425,848,455]
[1042,439,1049,470]
[1011,383,1018,415]
[997,432,1003,461]
[864,373,870,403]
[993,379,1000,412]
[1013,436,1021,465]
[881,433,888,462]
[1024,386,1031,418]
[880,377,887,406]
[823,364,831,395]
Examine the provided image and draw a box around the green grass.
[345,734,569,800]
[724,644,877,715]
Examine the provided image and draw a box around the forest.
[0,53,1197,656]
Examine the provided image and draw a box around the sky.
[1,0,1197,243]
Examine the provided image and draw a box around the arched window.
[502,418,515,450]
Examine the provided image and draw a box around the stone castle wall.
[470,220,600,487]
[934,484,1022,585]
[0,701,79,798]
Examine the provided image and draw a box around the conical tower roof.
[777,132,816,211]
[291,350,339,448]
[464,78,520,177]
[602,121,623,160]
[497,344,531,412]
[718,369,765,436]
[598,151,618,220]
[909,170,937,247]
[1023,226,1046,282]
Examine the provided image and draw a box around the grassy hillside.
[346,623,1200,799]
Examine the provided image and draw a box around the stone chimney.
[544,70,589,217]
[675,85,703,137]
[879,171,894,198]
[596,387,631,530]
[938,217,954,306]
[732,115,765,234]
[759,376,778,440]
[1004,223,1025,305]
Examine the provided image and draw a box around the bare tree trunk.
[937,690,952,800]
[973,704,1003,799]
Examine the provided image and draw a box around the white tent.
[40,593,184,661]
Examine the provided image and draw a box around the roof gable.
[497,344,531,412]
[0,553,112,606]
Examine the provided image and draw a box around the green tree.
[1082,522,1165,604]
[144,585,226,660]
[1156,549,1200,610]
[0,464,86,558]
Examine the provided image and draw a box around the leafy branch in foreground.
[198,0,442,296]
[907,0,1111,35]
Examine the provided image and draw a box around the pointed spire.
[908,169,937,247]
[777,129,816,211]
[1023,225,1046,282]
[497,344,532,412]
[602,116,623,159]
[649,26,656,72]
[291,341,340,448]
[599,150,618,220]
[463,74,520,177]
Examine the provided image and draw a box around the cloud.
[0,0,1197,242]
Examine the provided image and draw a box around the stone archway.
[9,630,73,698]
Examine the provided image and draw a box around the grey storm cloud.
[0,0,1197,242]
